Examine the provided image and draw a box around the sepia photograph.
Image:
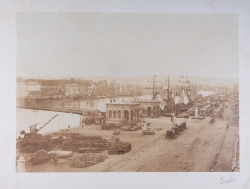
[16,12,239,173]
[1,0,250,188]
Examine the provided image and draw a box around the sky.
[17,13,238,78]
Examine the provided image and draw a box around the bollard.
[17,156,26,173]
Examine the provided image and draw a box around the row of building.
[16,81,144,99]
[17,82,60,98]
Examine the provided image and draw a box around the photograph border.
[0,0,249,188]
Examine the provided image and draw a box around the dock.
[17,106,84,115]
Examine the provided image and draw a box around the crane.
[29,114,59,134]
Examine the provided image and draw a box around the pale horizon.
[17,13,238,79]
[17,74,238,80]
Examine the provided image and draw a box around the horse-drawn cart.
[177,125,184,132]
[171,127,180,135]
[165,130,176,139]
[181,122,187,129]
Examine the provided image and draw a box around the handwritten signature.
[218,175,236,184]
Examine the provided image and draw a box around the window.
[109,110,112,118]
[113,111,116,118]
[118,111,121,118]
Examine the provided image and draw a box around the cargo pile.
[60,135,110,152]
[141,122,155,135]
[101,123,121,130]
[20,145,35,153]
[52,132,79,138]
[30,149,50,165]
[142,129,155,135]
[121,125,140,131]
[69,153,108,168]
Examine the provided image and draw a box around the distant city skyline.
[17,75,238,87]
[17,13,238,78]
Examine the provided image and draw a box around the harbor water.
[16,92,214,138]
[16,108,81,138]
[16,95,153,138]
[17,95,153,112]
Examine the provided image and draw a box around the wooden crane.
[29,114,59,134]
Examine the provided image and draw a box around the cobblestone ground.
[17,101,238,172]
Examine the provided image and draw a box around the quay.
[17,105,85,115]
[16,92,239,172]
[17,98,239,172]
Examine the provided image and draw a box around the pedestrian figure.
[172,116,176,127]
[227,124,229,130]
[49,153,54,162]
[68,125,70,128]
[53,154,58,166]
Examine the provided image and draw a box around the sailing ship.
[173,74,198,114]
[144,74,198,115]
[160,74,199,115]
[160,75,175,115]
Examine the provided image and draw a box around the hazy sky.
[17,13,238,78]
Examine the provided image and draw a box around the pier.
[17,105,84,115]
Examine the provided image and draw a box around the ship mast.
[148,75,159,100]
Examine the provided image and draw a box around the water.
[17,95,153,112]
[16,95,154,138]
[16,108,81,138]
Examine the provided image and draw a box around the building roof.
[17,82,40,86]
[65,84,79,87]
[132,99,160,103]
[106,101,140,106]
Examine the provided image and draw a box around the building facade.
[40,86,58,96]
[65,84,79,97]
[17,82,41,98]
[133,100,160,117]
[106,100,141,123]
